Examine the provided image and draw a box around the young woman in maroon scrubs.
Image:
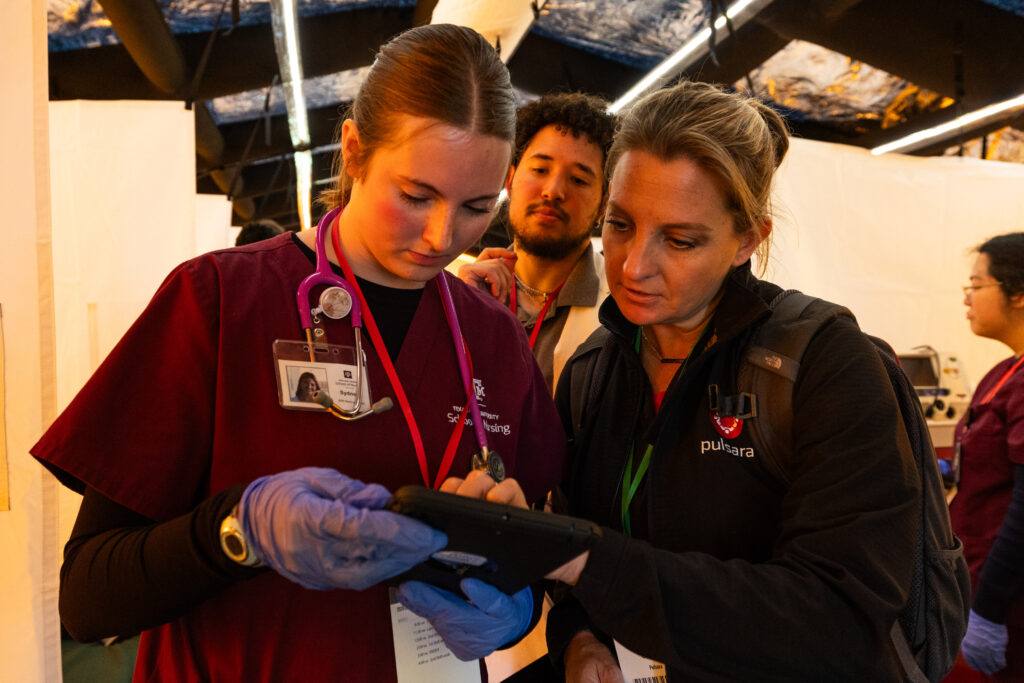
[951,233,1024,680]
[32,25,563,682]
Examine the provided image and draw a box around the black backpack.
[568,290,971,683]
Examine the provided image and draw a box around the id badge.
[389,588,481,683]
[614,640,666,683]
[272,339,371,412]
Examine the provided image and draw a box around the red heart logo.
[711,410,744,439]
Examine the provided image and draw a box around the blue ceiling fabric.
[45,0,1024,226]
[529,0,706,70]
[208,67,367,126]
[48,0,414,52]
[979,0,1024,17]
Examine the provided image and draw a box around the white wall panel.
[195,193,236,255]
[763,138,1024,389]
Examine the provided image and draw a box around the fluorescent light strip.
[294,150,313,231]
[871,92,1024,156]
[608,0,766,114]
[269,0,312,228]
[279,0,310,144]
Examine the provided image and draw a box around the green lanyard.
[619,325,711,536]
[621,442,654,536]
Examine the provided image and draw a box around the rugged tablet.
[387,485,601,595]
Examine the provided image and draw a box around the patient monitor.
[898,348,971,485]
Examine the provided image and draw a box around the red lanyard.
[331,223,468,489]
[509,280,566,350]
[980,355,1024,405]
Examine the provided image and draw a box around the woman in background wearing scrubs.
[32,24,563,682]
[951,233,1024,680]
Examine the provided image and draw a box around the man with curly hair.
[459,92,616,392]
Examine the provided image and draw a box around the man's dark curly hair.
[512,93,616,169]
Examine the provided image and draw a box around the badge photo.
[272,339,371,412]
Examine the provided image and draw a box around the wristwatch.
[219,505,262,567]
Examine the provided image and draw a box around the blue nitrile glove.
[396,578,534,661]
[961,609,1008,675]
[239,467,447,591]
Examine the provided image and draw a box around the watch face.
[224,533,245,558]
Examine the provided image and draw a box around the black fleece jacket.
[547,264,921,682]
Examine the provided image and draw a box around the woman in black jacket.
[544,80,921,681]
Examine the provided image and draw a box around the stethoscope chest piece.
[472,450,505,483]
[318,286,354,320]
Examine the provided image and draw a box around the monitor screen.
[900,355,939,387]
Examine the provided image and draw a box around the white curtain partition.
[0,1,60,680]
[48,100,199,551]
[195,193,238,255]
[763,138,1024,390]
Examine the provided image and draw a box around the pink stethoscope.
[294,207,502,480]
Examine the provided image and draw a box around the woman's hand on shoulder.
[565,631,624,683]
[439,469,527,509]
[457,248,516,303]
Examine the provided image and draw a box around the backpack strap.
[740,292,969,681]
[736,290,855,486]
[890,622,931,683]
[568,327,612,440]
[563,328,615,509]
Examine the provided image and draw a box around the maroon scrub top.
[949,355,1024,629]
[32,233,566,682]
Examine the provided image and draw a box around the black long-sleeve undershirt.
[59,243,424,642]
[60,485,253,642]
[973,464,1024,624]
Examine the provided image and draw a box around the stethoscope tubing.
[437,272,489,455]
[297,207,489,454]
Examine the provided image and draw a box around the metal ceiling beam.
[50,6,412,101]
[206,168,256,221]
[232,151,335,200]
[195,103,226,168]
[197,175,222,195]
[910,110,1024,157]
[679,19,789,88]
[507,31,646,101]
[95,0,187,95]
[253,189,303,221]
[217,102,346,168]
[858,103,984,151]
